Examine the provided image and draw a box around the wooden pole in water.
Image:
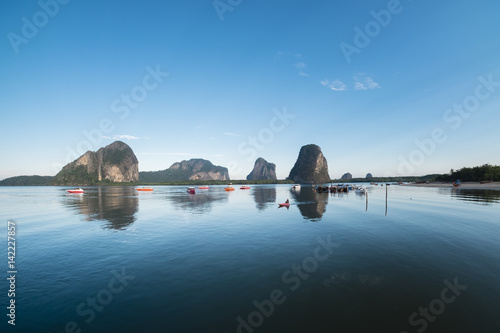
[385,184,388,216]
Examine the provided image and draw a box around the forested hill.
[436,164,500,182]
[139,159,229,183]
[0,175,54,186]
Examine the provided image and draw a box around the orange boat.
[136,187,153,192]
[199,186,209,189]
[225,183,235,191]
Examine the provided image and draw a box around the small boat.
[292,184,301,190]
[136,187,153,192]
[198,186,210,189]
[187,187,196,194]
[356,187,366,193]
[67,188,84,194]
[278,203,290,208]
[225,183,235,191]
[480,180,493,184]
[240,186,250,190]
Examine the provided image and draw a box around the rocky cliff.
[139,159,229,182]
[341,172,353,180]
[287,144,330,183]
[52,141,139,185]
[246,158,277,180]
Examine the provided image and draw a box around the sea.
[1,184,499,333]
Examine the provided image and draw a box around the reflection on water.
[450,189,500,205]
[62,187,138,230]
[167,189,228,214]
[290,186,328,221]
[3,185,500,332]
[252,186,276,210]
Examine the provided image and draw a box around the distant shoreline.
[402,182,500,191]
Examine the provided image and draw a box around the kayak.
[187,187,196,194]
[199,186,209,189]
[225,187,235,191]
[240,186,250,189]
[278,203,290,207]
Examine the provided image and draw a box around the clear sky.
[1,0,499,180]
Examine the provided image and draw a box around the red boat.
[136,187,153,192]
[199,186,209,189]
[67,188,84,194]
[278,203,290,208]
[187,187,196,194]
[240,186,250,190]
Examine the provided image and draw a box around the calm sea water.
[1,184,500,333]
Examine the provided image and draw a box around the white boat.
[292,184,301,190]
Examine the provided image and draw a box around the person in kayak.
[285,199,289,204]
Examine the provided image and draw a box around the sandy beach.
[402,182,500,191]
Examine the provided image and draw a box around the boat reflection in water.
[290,185,328,221]
[252,185,277,211]
[61,186,138,230]
[448,188,500,206]
[167,188,228,214]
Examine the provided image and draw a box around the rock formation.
[287,144,330,183]
[52,141,139,185]
[366,173,373,178]
[139,159,229,182]
[246,158,277,180]
[341,172,352,180]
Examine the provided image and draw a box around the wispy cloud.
[353,74,380,90]
[294,62,306,69]
[137,152,224,158]
[321,79,347,91]
[274,52,310,77]
[294,62,310,77]
[321,75,380,91]
[224,132,240,137]
[103,134,140,140]
[138,152,194,156]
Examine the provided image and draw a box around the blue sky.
[1,0,499,180]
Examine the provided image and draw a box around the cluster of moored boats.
[66,182,397,196]
[313,184,366,194]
